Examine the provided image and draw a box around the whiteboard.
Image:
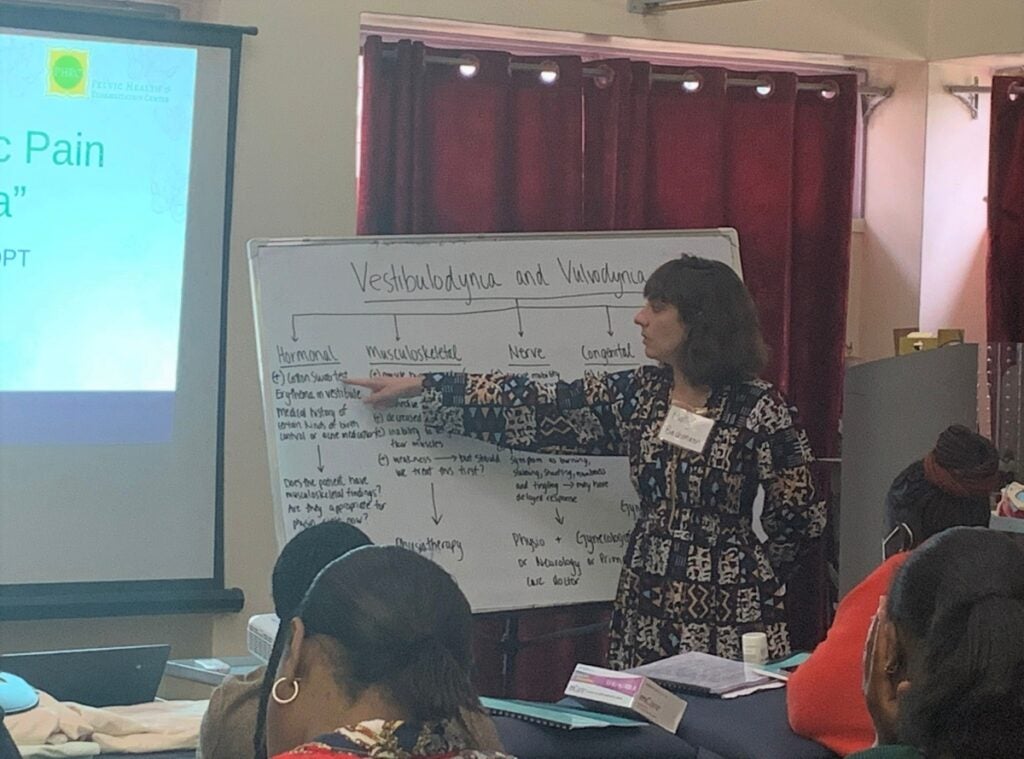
[249,230,741,612]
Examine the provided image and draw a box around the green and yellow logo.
[48,49,89,96]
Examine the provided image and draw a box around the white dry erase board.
[249,230,740,612]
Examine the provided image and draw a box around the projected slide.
[0,33,197,442]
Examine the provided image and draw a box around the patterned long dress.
[421,365,825,668]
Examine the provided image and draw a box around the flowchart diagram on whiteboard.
[249,229,741,612]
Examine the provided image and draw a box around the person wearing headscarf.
[854,527,1024,757]
[787,425,1000,755]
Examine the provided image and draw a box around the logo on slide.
[48,49,89,96]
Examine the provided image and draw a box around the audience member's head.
[864,527,1024,758]
[884,425,999,552]
[270,520,372,620]
[253,521,371,758]
[265,546,481,758]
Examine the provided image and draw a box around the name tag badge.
[658,405,714,453]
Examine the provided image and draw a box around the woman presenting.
[349,255,825,668]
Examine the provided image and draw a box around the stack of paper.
[627,651,785,698]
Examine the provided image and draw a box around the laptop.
[0,644,170,707]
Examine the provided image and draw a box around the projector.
[246,614,281,663]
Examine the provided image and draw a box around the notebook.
[627,651,784,698]
[0,644,170,707]
[759,651,810,675]
[480,697,647,729]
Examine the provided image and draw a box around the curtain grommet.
[680,70,703,94]
[539,60,560,86]
[457,54,480,79]
[818,79,840,101]
[593,64,615,90]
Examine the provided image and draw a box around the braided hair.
[887,527,1024,757]
[295,546,481,725]
[885,425,999,547]
[253,521,371,759]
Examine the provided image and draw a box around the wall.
[918,60,1005,431]
[928,0,1024,60]
[846,222,865,360]
[919,63,990,342]
[856,60,930,362]
[0,614,213,699]
[849,55,1003,365]
[1,0,1009,664]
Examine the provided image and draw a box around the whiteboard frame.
[248,229,741,608]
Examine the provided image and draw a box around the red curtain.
[359,37,583,234]
[360,36,600,701]
[988,76,1024,343]
[583,65,857,458]
[583,65,856,651]
[359,37,858,693]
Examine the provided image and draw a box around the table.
[115,719,700,759]
[164,656,261,687]
[673,688,836,759]
[156,658,700,759]
[160,658,833,759]
[493,716,700,758]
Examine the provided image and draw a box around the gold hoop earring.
[272,676,300,705]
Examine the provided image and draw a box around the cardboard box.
[563,663,686,733]
[893,328,965,356]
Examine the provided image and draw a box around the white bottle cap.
[742,632,769,665]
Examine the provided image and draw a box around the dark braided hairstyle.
[887,527,1024,757]
[252,521,371,759]
[294,546,481,726]
[885,425,999,547]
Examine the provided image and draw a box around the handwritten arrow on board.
[554,507,565,525]
[316,444,325,473]
[393,314,400,341]
[605,306,614,336]
[291,315,298,342]
[430,482,443,526]
[515,299,524,337]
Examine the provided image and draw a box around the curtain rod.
[945,84,1024,94]
[628,0,761,13]
[383,50,883,95]
[945,81,1024,120]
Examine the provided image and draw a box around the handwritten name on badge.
[658,405,714,453]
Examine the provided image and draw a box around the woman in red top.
[786,425,1000,755]
[855,527,1024,758]
[265,545,513,759]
